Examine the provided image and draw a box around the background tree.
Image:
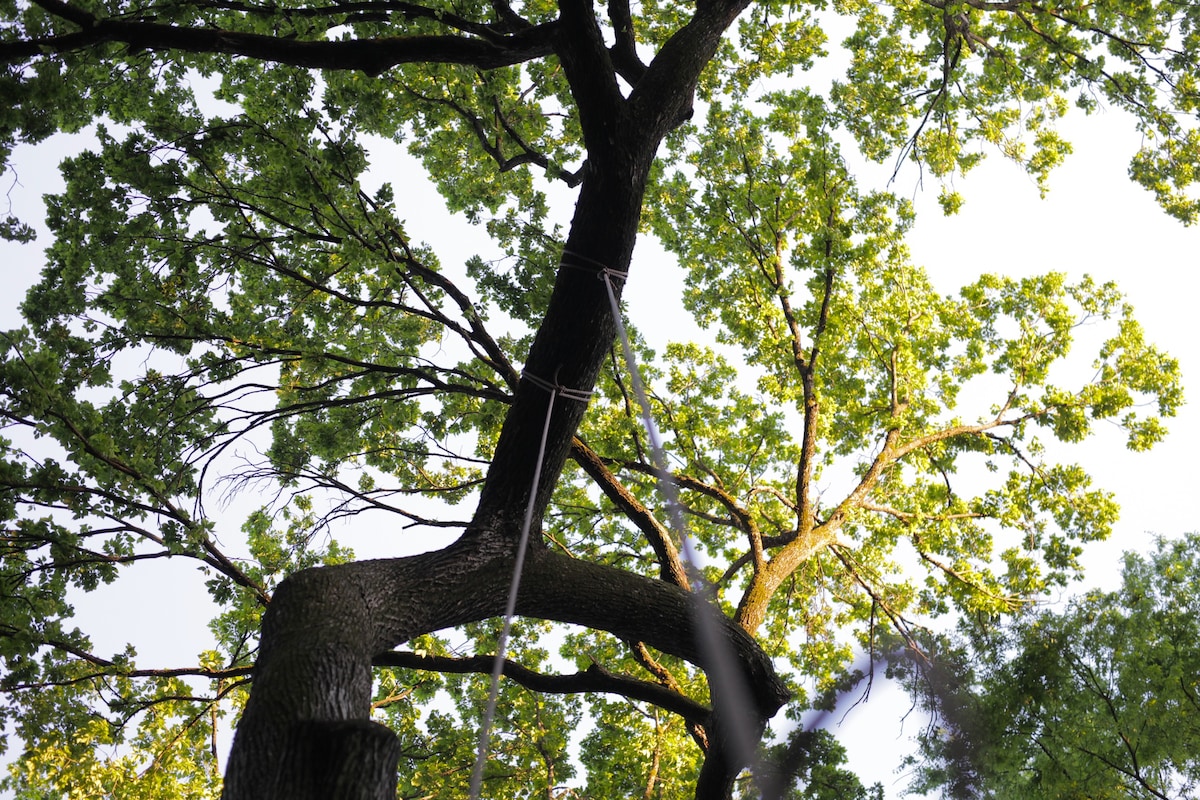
[893,532,1200,800]
[0,0,1195,798]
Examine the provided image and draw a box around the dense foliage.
[0,0,1195,796]
[895,533,1200,800]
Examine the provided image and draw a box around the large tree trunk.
[222,159,783,800]
[222,2,784,795]
[221,543,789,799]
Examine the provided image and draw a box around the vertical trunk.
[220,545,515,799]
[222,3,780,795]
[467,133,654,547]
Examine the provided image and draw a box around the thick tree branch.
[796,260,836,542]
[4,0,557,74]
[735,427,902,632]
[373,649,710,724]
[553,0,627,155]
[626,0,755,136]
[170,0,533,36]
[606,0,647,86]
[627,639,710,749]
[571,437,689,589]
[222,541,788,799]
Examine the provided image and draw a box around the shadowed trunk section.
[221,543,788,799]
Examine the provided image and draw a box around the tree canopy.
[0,0,1194,797]
[894,532,1200,800]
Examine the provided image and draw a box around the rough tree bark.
[222,547,790,799]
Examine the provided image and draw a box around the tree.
[894,533,1200,800]
[0,0,1194,797]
